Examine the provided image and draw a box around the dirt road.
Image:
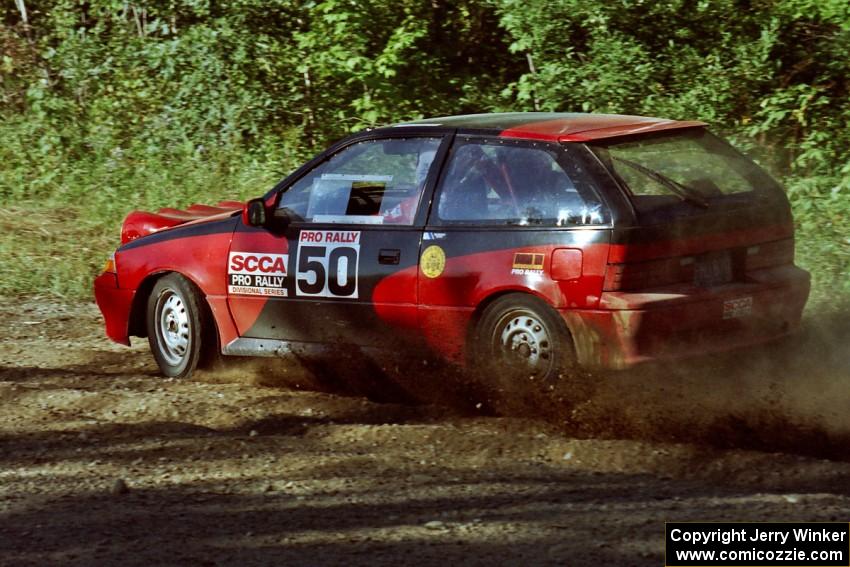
[1,299,849,566]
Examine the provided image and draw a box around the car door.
[227,134,448,348]
[416,136,613,363]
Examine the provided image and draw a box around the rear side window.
[592,129,783,214]
[434,140,608,226]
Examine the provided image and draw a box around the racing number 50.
[296,245,359,298]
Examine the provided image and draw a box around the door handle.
[378,249,401,265]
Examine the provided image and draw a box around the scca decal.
[228,252,288,296]
[229,253,287,275]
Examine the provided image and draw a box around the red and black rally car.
[94,112,811,382]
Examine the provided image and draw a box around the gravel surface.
[1,298,849,566]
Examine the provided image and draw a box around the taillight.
[604,238,795,291]
[603,256,694,291]
[745,238,794,271]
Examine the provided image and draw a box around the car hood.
[121,201,243,244]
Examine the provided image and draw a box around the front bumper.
[563,265,811,369]
[93,272,135,345]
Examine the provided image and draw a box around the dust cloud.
[192,346,479,410]
[554,306,850,457]
[190,307,850,458]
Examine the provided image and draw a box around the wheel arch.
[466,288,574,364]
[128,271,166,338]
[128,270,218,342]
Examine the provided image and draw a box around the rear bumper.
[93,272,135,346]
[562,265,811,369]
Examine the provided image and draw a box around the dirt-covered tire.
[146,273,218,378]
[473,293,577,396]
[475,293,575,381]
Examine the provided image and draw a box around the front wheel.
[147,274,217,378]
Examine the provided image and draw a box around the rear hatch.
[590,128,797,293]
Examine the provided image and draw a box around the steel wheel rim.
[492,309,554,377]
[155,290,190,366]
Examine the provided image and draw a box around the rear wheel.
[476,294,574,381]
[473,294,583,411]
[147,274,217,378]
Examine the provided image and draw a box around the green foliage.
[1,0,848,300]
[293,0,520,137]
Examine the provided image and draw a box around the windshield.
[592,129,782,215]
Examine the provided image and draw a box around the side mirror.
[271,206,292,230]
[243,198,267,227]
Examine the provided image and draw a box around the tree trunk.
[526,52,541,111]
[14,0,28,25]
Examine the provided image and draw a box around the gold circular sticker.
[420,245,446,279]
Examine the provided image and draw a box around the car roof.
[388,112,706,142]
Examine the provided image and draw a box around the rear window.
[591,129,783,215]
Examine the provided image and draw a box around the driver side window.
[277,137,441,225]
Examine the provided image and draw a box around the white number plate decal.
[723,296,753,319]
[228,252,289,296]
[295,230,360,298]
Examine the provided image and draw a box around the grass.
[0,206,114,298]
[0,144,291,299]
